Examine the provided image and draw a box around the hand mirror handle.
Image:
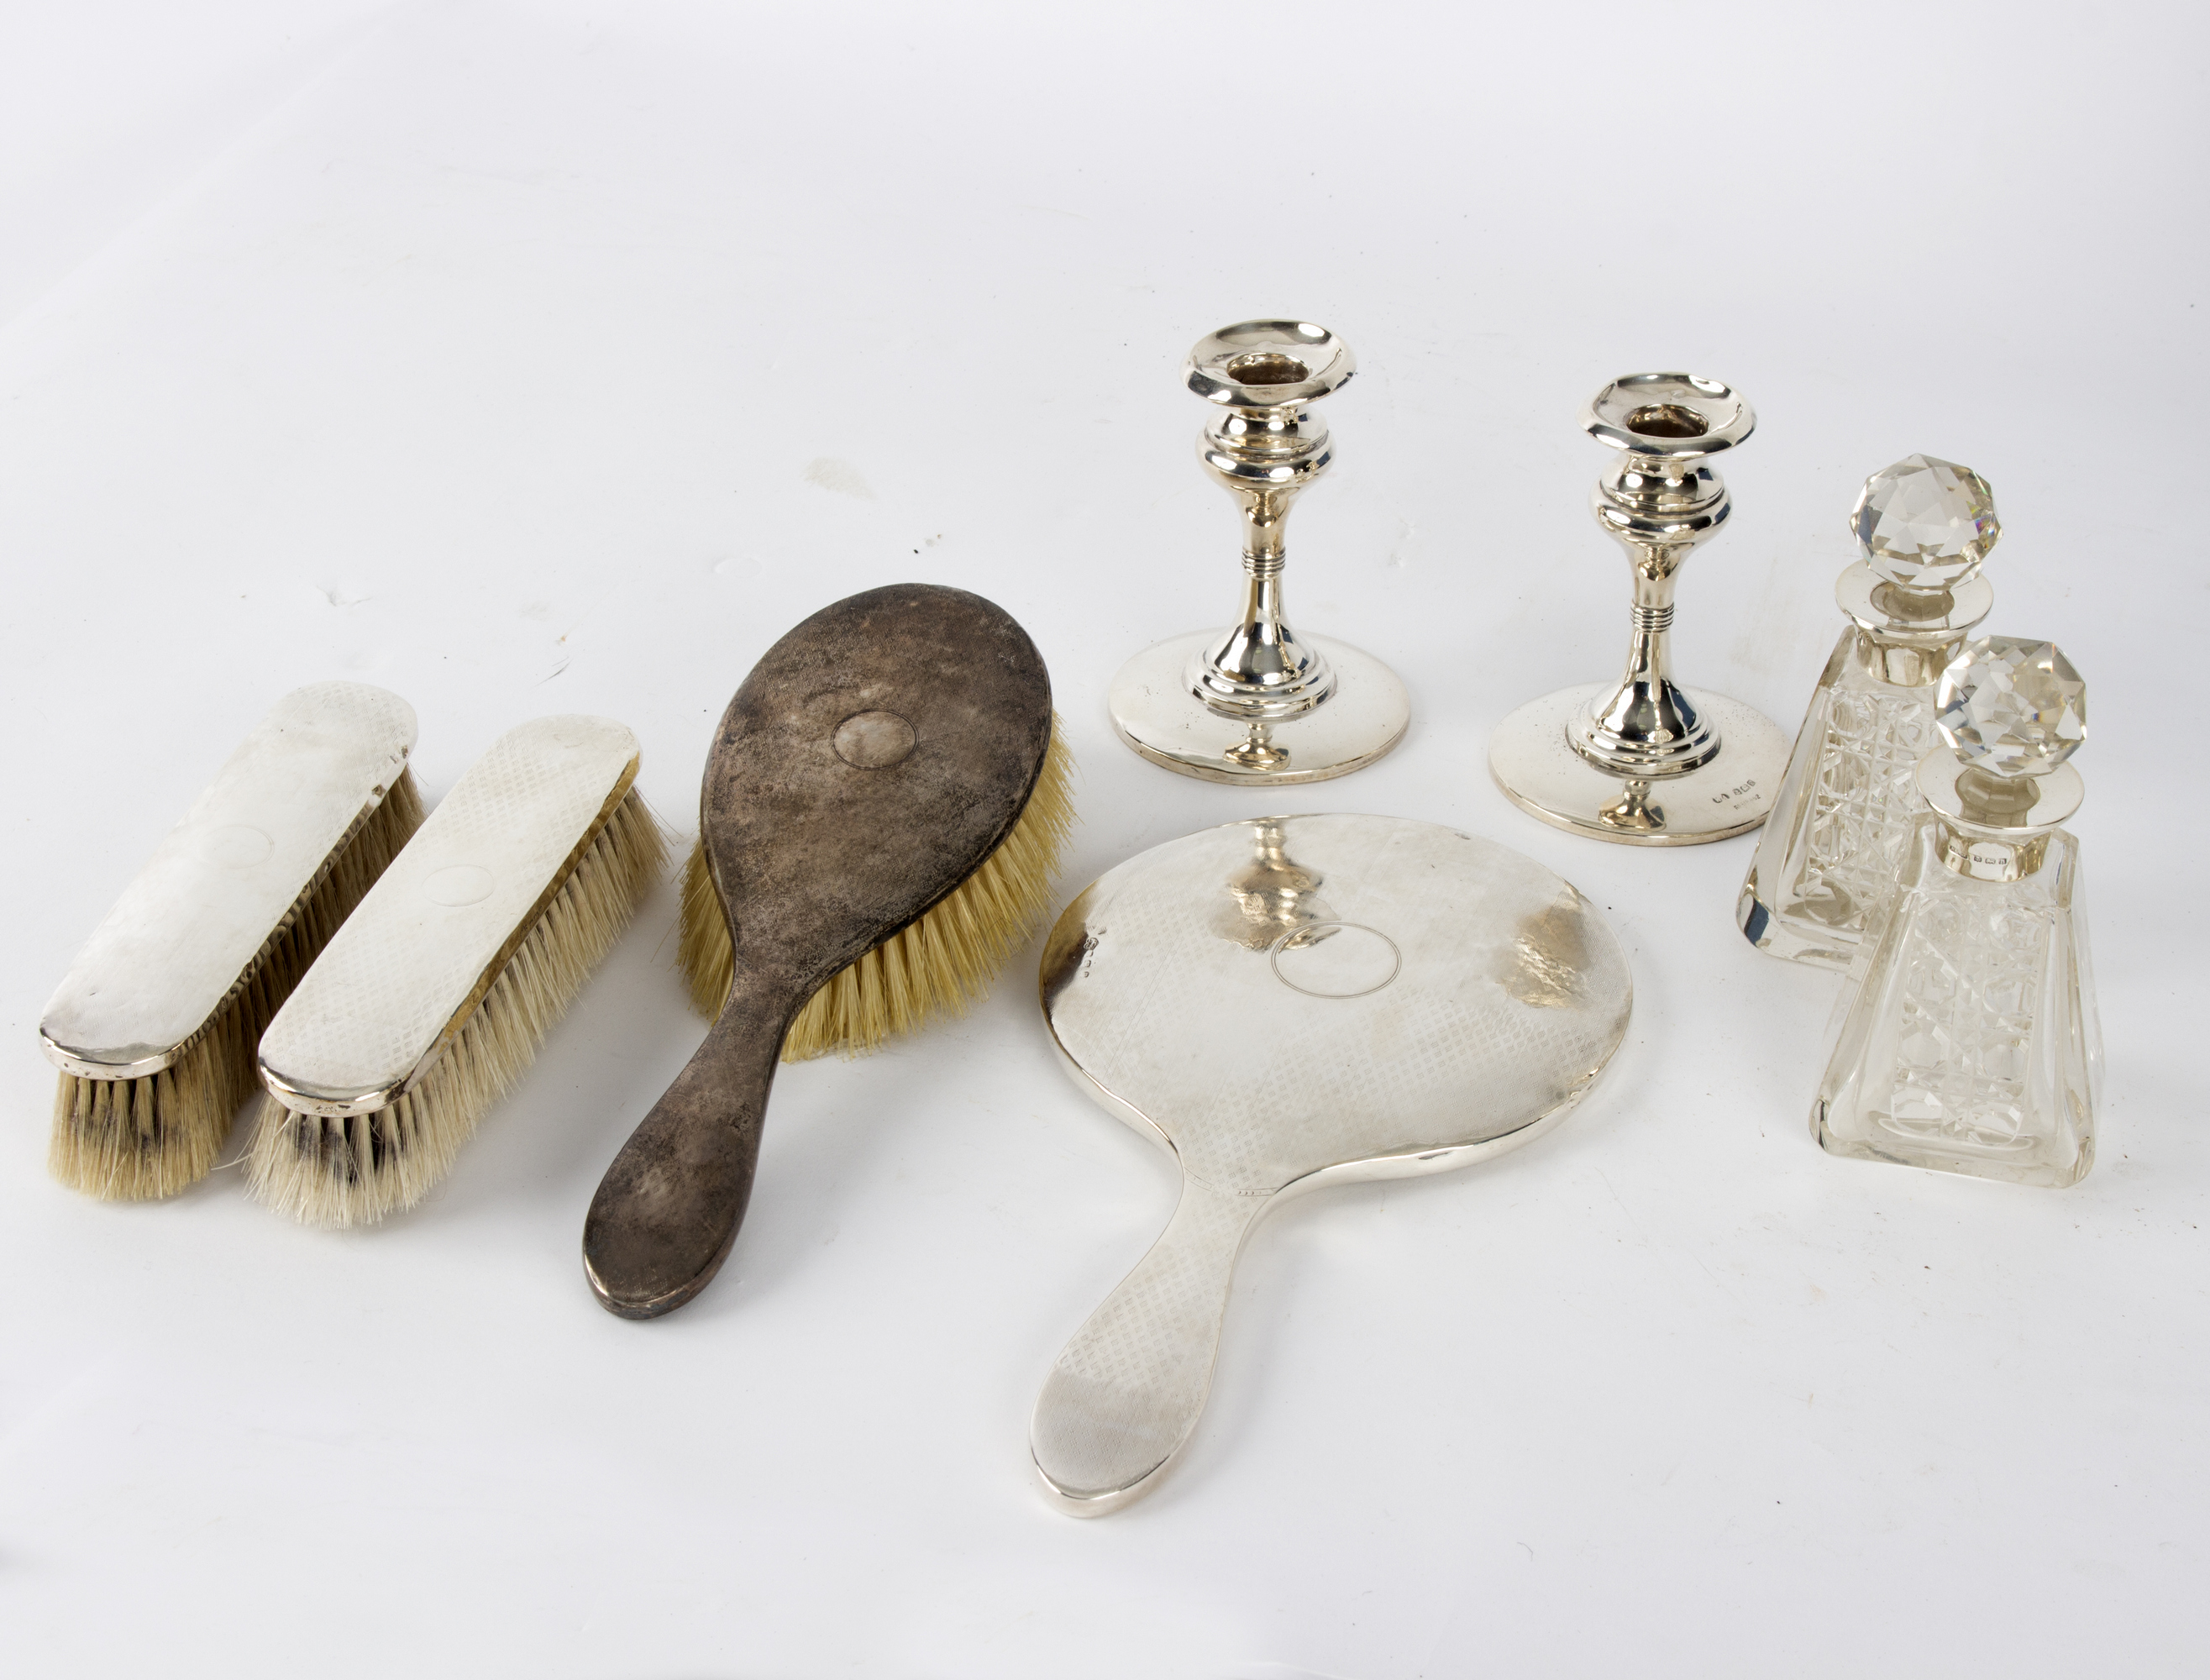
[1030,1177,1268,1515]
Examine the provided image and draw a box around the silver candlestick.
[1107,321,1409,785]
[1488,372,1791,844]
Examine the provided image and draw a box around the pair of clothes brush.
[41,688,664,1227]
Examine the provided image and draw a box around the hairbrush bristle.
[679,717,1076,1059]
[244,787,668,1227]
[48,769,425,1200]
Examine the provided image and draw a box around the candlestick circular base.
[1109,631,1409,785]
[1488,683,1789,845]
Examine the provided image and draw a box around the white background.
[2,3,2202,1675]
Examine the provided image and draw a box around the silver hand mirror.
[1031,813,1633,1515]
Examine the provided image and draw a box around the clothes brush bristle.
[47,769,426,1201]
[244,787,668,1228]
[678,719,1075,1059]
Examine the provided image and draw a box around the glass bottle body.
[1814,814,2101,1187]
[1740,627,1949,969]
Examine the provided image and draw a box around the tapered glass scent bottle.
[1740,456,2000,968]
[1814,638,2099,1188]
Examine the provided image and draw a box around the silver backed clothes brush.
[249,715,665,1228]
[40,683,423,1200]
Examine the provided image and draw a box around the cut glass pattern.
[1798,675,1936,937]
[1814,817,2100,1188]
[1882,871,2055,1152]
[1740,631,1940,969]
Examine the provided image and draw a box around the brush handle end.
[582,976,790,1318]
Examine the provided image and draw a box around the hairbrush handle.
[581,967,795,1319]
[1030,1174,1269,1515]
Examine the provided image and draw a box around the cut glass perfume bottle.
[1814,638,2100,1188]
[1740,455,2000,967]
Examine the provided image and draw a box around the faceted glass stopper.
[1935,636,2086,776]
[1851,454,2000,590]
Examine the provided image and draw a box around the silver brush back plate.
[257,716,641,1117]
[1032,813,1633,1513]
[40,683,418,1079]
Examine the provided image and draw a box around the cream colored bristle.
[677,827,732,1019]
[244,787,669,1228]
[678,717,1077,1060]
[49,769,426,1201]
